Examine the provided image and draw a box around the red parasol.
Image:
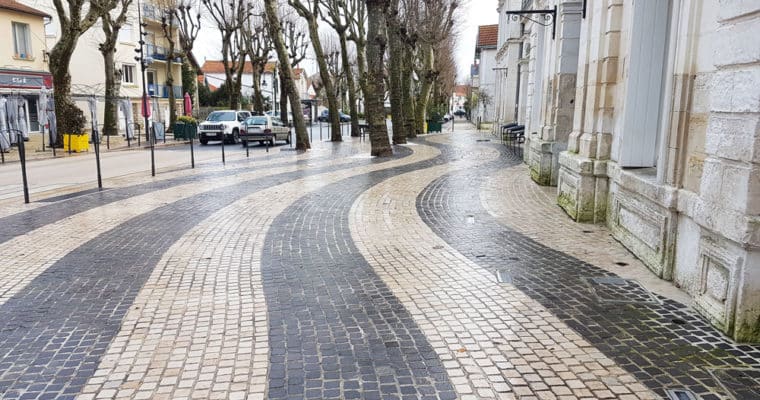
[184,92,192,116]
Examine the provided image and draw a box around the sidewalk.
[1,131,187,164]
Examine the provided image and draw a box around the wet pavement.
[0,125,757,399]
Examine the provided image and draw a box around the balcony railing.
[147,84,183,99]
[142,4,162,20]
[145,44,182,63]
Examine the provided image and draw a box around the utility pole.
[135,0,156,176]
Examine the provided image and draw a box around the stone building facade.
[493,0,760,342]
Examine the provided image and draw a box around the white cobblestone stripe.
[349,137,657,400]
[0,155,357,307]
[479,163,693,306]
[78,144,441,400]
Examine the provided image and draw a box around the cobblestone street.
[0,125,758,400]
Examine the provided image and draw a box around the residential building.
[0,0,52,137]
[17,0,184,131]
[471,24,498,123]
[495,0,760,342]
[451,84,468,114]
[200,60,310,114]
[492,0,523,128]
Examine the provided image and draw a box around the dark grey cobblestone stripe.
[416,139,760,400]
[260,141,487,400]
[0,144,363,245]
[0,148,408,400]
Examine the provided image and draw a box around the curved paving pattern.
[259,139,488,400]
[416,140,760,399]
[76,143,438,400]
[0,147,410,400]
[349,137,656,399]
[1,127,759,400]
[0,145,355,243]
[0,156,358,306]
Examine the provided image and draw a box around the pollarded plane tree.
[155,0,181,130]
[174,0,203,108]
[364,0,392,156]
[49,0,118,140]
[98,0,133,138]
[412,0,459,136]
[279,8,308,126]
[288,0,342,141]
[321,0,362,137]
[242,3,272,114]
[263,0,310,149]
[202,0,252,109]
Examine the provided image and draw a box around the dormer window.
[13,22,33,60]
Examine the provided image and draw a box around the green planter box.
[426,120,443,133]
[173,123,197,140]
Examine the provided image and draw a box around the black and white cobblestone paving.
[0,131,758,399]
[417,138,760,400]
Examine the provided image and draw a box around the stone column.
[527,0,582,186]
[557,0,622,222]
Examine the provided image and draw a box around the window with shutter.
[614,0,672,168]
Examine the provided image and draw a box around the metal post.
[93,125,103,189]
[190,130,195,168]
[150,124,155,176]
[41,126,45,151]
[68,132,72,155]
[17,131,29,204]
[221,136,225,164]
[245,141,249,158]
[319,119,322,141]
[106,128,110,150]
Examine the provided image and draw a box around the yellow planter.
[63,134,89,152]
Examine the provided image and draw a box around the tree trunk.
[252,69,265,113]
[304,17,341,141]
[365,0,392,157]
[387,20,405,144]
[264,0,309,149]
[279,76,288,124]
[339,34,361,137]
[102,49,120,136]
[401,44,415,139]
[415,44,434,136]
[49,35,84,142]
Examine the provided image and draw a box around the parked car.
[317,110,351,122]
[453,109,466,117]
[198,110,251,145]
[241,115,291,146]
[265,110,294,122]
[443,113,453,122]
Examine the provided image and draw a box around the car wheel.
[258,140,264,145]
[200,138,208,145]
[232,129,240,144]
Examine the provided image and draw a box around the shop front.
[0,68,54,136]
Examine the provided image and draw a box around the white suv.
[198,110,251,145]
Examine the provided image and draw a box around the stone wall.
[518,0,760,341]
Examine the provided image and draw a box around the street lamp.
[135,0,155,176]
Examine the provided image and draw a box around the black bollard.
[17,132,29,203]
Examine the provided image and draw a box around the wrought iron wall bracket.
[506,6,557,39]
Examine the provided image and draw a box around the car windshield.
[206,111,236,122]
[246,117,268,125]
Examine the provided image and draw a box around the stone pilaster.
[529,1,582,186]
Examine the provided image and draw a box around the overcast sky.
[192,0,500,83]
